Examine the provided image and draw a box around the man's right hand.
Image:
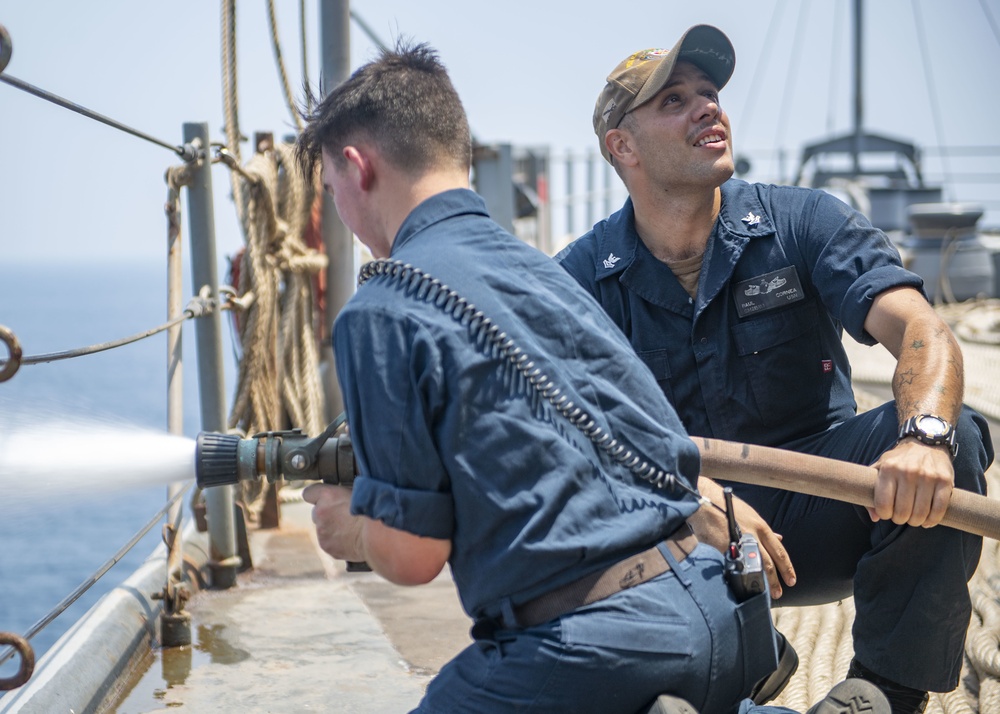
[689,476,796,600]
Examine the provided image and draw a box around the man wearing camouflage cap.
[558,24,993,714]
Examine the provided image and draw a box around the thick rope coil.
[807,605,843,701]
[938,298,1000,346]
[772,608,808,709]
[228,151,281,453]
[968,590,1000,677]
[224,144,327,509]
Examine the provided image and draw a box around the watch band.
[897,413,959,459]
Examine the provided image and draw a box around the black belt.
[514,523,698,628]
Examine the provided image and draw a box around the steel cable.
[0,73,196,161]
[0,482,193,669]
[0,298,214,370]
[0,295,216,371]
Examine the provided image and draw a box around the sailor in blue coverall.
[557,24,993,710]
[336,186,793,714]
[293,40,835,714]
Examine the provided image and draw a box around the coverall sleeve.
[333,304,455,540]
[796,190,924,345]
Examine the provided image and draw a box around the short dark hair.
[297,40,472,178]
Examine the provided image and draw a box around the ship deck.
[5,323,1000,714]
[114,323,1000,713]
[114,497,471,713]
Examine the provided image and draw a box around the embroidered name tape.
[733,266,804,317]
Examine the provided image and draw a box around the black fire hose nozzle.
[195,427,357,489]
[194,425,368,571]
[195,432,246,488]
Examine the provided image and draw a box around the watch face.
[917,415,949,437]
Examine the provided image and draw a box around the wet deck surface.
[114,500,471,713]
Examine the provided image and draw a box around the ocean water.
[0,258,233,678]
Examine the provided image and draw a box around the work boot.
[644,694,698,714]
[750,631,799,704]
[806,679,891,714]
[846,659,929,714]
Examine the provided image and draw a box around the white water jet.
[0,420,196,513]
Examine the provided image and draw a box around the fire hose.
[696,437,1000,541]
[195,425,1000,541]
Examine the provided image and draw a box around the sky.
[1,0,999,266]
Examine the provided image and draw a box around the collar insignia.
[742,211,761,227]
[602,252,621,269]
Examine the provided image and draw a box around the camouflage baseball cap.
[593,25,736,163]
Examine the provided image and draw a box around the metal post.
[167,197,184,549]
[318,0,352,421]
[472,143,515,234]
[566,153,575,237]
[586,151,596,230]
[162,194,191,645]
[182,122,239,590]
[852,0,863,177]
[536,148,552,255]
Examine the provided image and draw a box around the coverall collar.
[592,180,777,314]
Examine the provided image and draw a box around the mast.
[852,0,863,176]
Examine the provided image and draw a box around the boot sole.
[806,680,891,714]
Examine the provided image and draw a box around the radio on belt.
[723,487,767,601]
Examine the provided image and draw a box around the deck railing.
[0,32,239,689]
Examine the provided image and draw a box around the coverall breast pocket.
[731,302,824,428]
[637,348,676,406]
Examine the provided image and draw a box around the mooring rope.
[265,0,304,132]
[222,141,327,511]
[216,0,327,515]
[221,0,244,225]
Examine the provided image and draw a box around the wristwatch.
[897,413,958,459]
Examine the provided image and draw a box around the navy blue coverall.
[556,178,993,692]
[335,189,792,713]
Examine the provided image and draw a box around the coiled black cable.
[358,260,705,502]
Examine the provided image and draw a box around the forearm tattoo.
[892,321,962,421]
